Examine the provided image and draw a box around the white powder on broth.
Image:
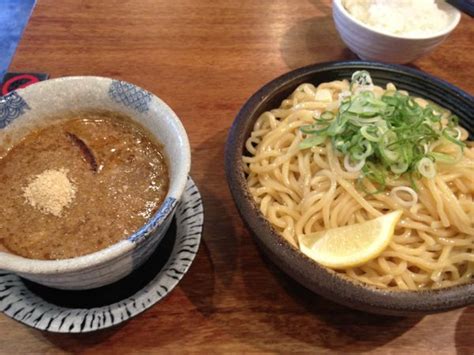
[342,0,450,37]
[23,168,76,217]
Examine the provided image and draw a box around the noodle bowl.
[243,72,473,291]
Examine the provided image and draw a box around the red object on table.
[1,73,47,95]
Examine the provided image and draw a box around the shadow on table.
[28,325,123,351]
[238,244,423,352]
[178,127,239,314]
[455,306,474,355]
[279,15,357,70]
[193,127,240,286]
[178,237,217,317]
[307,0,333,13]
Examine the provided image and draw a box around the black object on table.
[447,0,474,17]
[1,72,48,96]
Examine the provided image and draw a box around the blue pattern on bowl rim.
[128,197,177,243]
[1,79,153,131]
[0,92,30,129]
[108,80,152,113]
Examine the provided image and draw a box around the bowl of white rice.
[332,0,461,63]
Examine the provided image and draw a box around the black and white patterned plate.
[0,177,203,333]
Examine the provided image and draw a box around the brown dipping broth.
[0,111,169,260]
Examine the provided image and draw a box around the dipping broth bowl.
[0,77,190,290]
[225,61,474,316]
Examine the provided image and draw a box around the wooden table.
[2,0,473,353]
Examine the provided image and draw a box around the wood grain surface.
[2,0,473,353]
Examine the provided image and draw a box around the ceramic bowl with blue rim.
[0,77,191,290]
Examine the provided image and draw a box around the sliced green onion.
[380,146,400,163]
[300,124,329,134]
[362,161,386,189]
[351,70,373,89]
[320,111,335,121]
[360,125,381,142]
[417,157,436,179]
[351,140,374,161]
[423,106,442,122]
[344,155,365,172]
[349,116,381,126]
[442,128,466,148]
[298,71,467,191]
[390,161,409,174]
[299,135,326,149]
[390,186,418,207]
[447,115,459,128]
[429,152,461,164]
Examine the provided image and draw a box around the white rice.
[342,0,450,37]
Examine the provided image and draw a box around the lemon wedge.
[298,210,403,269]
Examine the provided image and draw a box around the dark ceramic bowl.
[225,61,474,316]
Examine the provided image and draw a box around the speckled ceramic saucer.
[0,176,203,333]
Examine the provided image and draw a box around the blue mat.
[0,0,36,81]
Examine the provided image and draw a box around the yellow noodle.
[244,80,474,290]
